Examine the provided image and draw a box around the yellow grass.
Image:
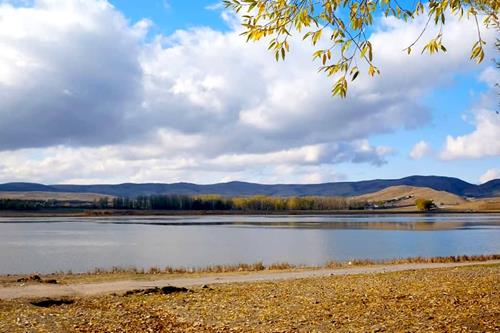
[2,255,498,286]
[354,185,468,207]
[450,197,500,211]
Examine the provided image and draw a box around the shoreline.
[1,208,499,217]
[1,259,499,300]
[2,254,498,284]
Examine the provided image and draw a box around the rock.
[17,275,42,283]
[30,298,74,308]
[201,284,214,291]
[123,286,190,296]
[160,286,189,294]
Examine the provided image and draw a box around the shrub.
[415,198,435,211]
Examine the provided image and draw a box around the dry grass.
[354,185,468,207]
[0,264,499,332]
[2,254,498,286]
[325,254,500,268]
[451,197,500,212]
[83,254,500,275]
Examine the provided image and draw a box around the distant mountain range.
[0,176,498,198]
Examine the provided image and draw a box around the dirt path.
[1,260,499,300]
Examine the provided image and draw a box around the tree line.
[0,198,103,210]
[0,199,49,210]
[0,195,367,211]
[0,199,66,210]
[110,194,366,211]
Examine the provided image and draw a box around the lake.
[0,214,499,274]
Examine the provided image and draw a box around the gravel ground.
[1,264,499,332]
[2,260,498,300]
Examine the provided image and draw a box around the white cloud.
[209,141,392,169]
[440,66,500,160]
[0,139,387,184]
[441,110,500,160]
[410,140,432,160]
[480,168,500,184]
[0,0,143,149]
[205,2,223,11]
[479,66,500,87]
[0,1,497,184]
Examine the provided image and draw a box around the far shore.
[1,208,499,217]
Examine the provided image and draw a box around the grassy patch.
[2,254,498,286]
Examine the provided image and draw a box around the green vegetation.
[224,0,498,97]
[415,198,435,211]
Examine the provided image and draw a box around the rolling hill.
[354,186,468,207]
[0,176,497,198]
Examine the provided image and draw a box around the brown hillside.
[0,192,112,202]
[354,186,468,207]
[451,197,500,211]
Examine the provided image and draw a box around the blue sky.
[363,69,494,181]
[0,0,498,184]
[110,1,228,34]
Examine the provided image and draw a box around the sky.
[0,0,498,185]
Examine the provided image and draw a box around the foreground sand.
[1,263,499,332]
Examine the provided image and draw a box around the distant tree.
[97,197,109,209]
[224,0,499,97]
[415,198,435,211]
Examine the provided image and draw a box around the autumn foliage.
[415,198,435,211]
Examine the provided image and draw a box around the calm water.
[0,214,499,274]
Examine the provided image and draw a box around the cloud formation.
[440,66,499,160]
[441,110,500,160]
[410,141,431,160]
[0,0,144,150]
[0,1,497,184]
[479,168,500,184]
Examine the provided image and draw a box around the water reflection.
[0,214,498,274]
[2,214,499,231]
[99,220,500,230]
